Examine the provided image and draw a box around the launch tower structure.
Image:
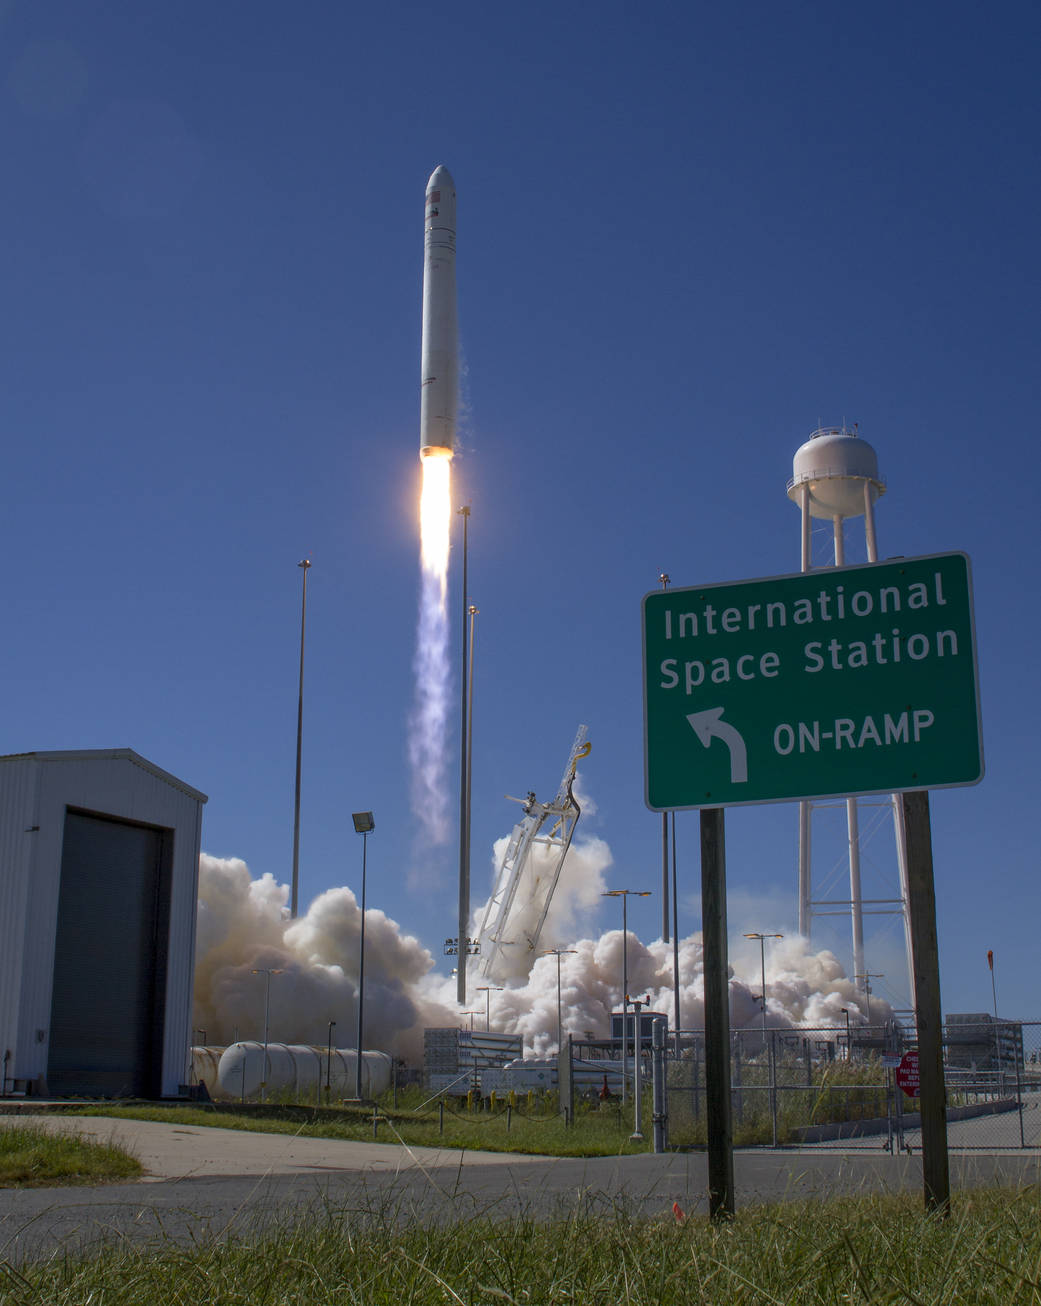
[476,726,590,981]
[786,426,915,1006]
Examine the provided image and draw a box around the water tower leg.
[893,794,917,1006]
[798,801,812,936]
[864,480,879,563]
[847,797,866,987]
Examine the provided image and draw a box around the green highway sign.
[643,552,983,810]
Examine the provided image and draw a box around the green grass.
[4,1187,1039,1302]
[61,1063,906,1155]
[0,1122,142,1187]
[62,1093,653,1157]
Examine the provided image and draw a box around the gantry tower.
[476,726,590,981]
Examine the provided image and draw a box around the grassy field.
[64,1092,652,1157]
[62,1062,911,1155]
[0,1122,142,1187]
[3,1187,1038,1302]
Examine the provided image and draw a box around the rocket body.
[420,165,457,459]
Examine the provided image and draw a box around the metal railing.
[661,1021,1040,1150]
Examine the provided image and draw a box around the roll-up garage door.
[47,810,170,1097]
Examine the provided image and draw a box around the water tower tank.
[786,426,885,519]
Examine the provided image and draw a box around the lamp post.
[250,967,284,1102]
[988,950,1000,1086]
[325,1020,336,1101]
[628,993,651,1142]
[658,571,671,944]
[456,504,471,1006]
[291,558,311,919]
[475,985,502,1031]
[541,948,578,1053]
[657,579,683,1054]
[462,1011,480,1032]
[602,889,651,1106]
[745,932,783,1146]
[840,1007,853,1061]
[352,812,374,1100]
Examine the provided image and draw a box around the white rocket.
[420,165,457,459]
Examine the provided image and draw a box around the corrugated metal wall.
[0,757,40,1090]
[0,750,205,1097]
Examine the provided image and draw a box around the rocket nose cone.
[427,164,455,192]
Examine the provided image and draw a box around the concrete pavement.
[2,1112,552,1180]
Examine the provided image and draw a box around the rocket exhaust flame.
[419,452,452,586]
[410,453,453,845]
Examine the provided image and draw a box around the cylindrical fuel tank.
[216,1043,393,1100]
[187,1046,231,1098]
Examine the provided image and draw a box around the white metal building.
[0,749,206,1098]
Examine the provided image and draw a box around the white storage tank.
[499,1056,625,1095]
[187,1046,230,1099]
[217,1043,393,1100]
[787,426,885,519]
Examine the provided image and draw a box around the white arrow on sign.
[686,708,748,784]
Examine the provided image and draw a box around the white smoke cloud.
[194,831,887,1064]
[193,855,458,1062]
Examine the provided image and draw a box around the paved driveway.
[3,1113,551,1180]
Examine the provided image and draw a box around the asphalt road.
[1,1115,1039,1266]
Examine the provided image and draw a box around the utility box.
[610,1010,668,1048]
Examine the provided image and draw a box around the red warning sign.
[895,1050,920,1098]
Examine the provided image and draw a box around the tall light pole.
[476,985,502,1031]
[671,808,680,1054]
[602,889,651,1106]
[463,1011,480,1032]
[542,948,577,1052]
[456,504,471,1006]
[352,812,374,1100]
[250,966,284,1102]
[291,558,311,919]
[658,572,671,945]
[628,992,651,1142]
[657,573,682,1053]
[745,932,783,1147]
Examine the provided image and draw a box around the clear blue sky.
[2,2,1037,1020]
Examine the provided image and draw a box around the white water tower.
[787,426,914,1010]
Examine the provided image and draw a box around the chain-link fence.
[663,1020,1041,1150]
